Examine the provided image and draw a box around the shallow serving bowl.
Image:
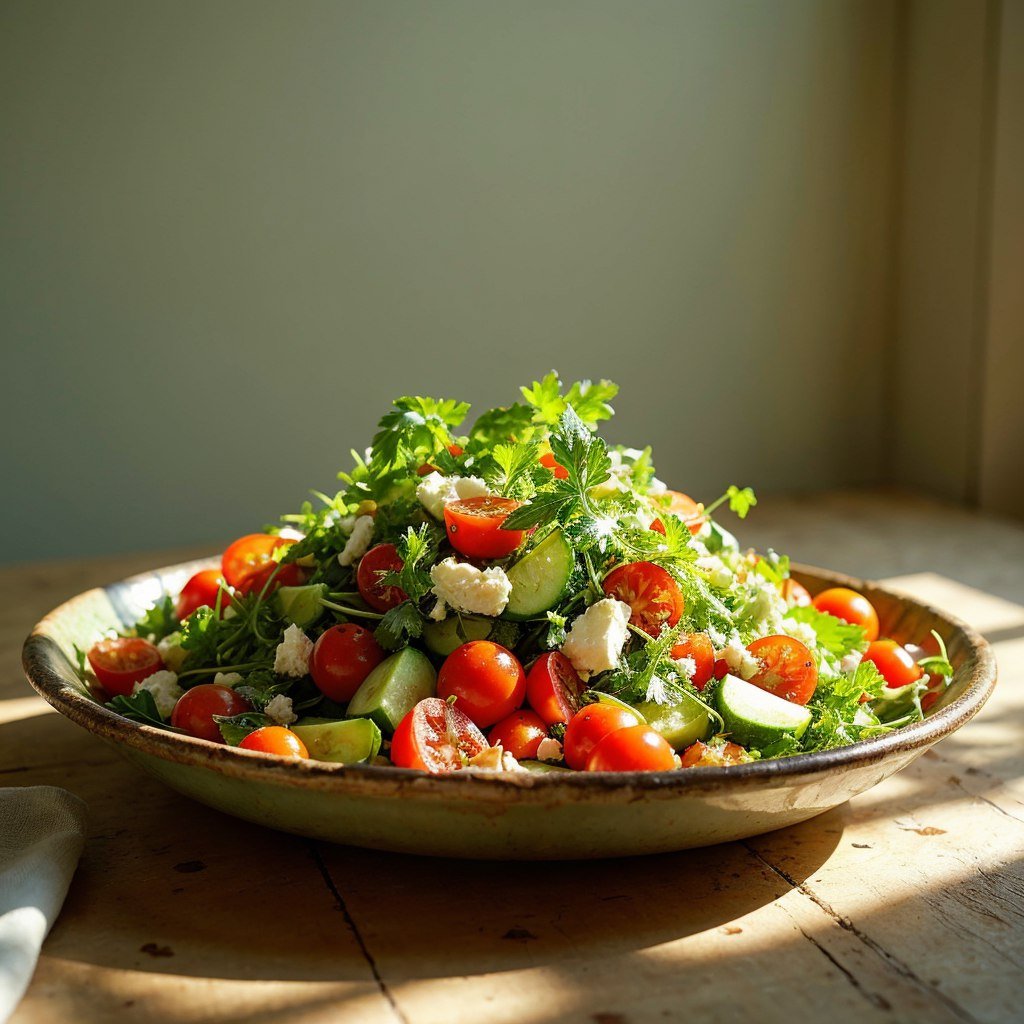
[22,559,996,859]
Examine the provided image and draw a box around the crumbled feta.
[536,737,563,762]
[841,650,865,674]
[156,632,188,673]
[337,515,375,567]
[561,598,632,679]
[264,694,297,726]
[416,472,491,520]
[213,671,244,688]
[465,745,526,773]
[274,623,314,677]
[430,558,512,617]
[133,670,183,719]
[782,617,819,650]
[696,555,733,589]
[719,636,761,680]
[672,656,698,682]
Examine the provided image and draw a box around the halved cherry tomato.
[602,561,684,637]
[812,587,880,642]
[417,444,465,476]
[170,683,252,743]
[238,726,308,758]
[87,638,164,697]
[586,723,676,772]
[650,491,706,536]
[488,710,548,760]
[310,623,385,702]
[391,697,488,772]
[437,640,526,727]
[444,497,525,560]
[234,560,308,597]
[863,639,924,690]
[780,578,812,608]
[525,652,583,726]
[563,702,643,771]
[670,633,715,690]
[746,635,818,705]
[355,543,408,612]
[221,534,296,589]
[539,452,569,480]
[680,740,750,768]
[175,569,226,621]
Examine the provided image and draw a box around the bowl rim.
[21,557,998,800]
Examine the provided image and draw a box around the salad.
[77,373,954,774]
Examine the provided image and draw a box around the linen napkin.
[0,787,87,1024]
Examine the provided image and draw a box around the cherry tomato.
[863,639,924,690]
[780,578,812,607]
[175,569,226,620]
[539,452,569,480]
[563,702,643,771]
[87,638,164,697]
[443,497,525,560]
[602,561,684,637]
[746,635,818,705]
[221,534,296,589]
[309,623,385,702]
[525,652,583,726]
[238,726,309,758]
[586,723,676,772]
[670,633,715,690]
[650,491,705,536]
[488,710,548,760]
[356,543,408,612]
[170,683,252,743]
[437,640,526,727]
[679,740,750,768]
[712,658,729,681]
[391,697,488,772]
[812,587,880,642]
[234,560,308,597]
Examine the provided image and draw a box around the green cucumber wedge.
[637,692,711,750]
[422,615,493,657]
[503,530,575,621]
[346,647,437,735]
[274,583,327,628]
[291,717,381,764]
[717,674,812,749]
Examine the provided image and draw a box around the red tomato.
[234,560,308,598]
[488,710,548,760]
[650,491,705,536]
[863,639,924,690]
[443,497,525,560]
[391,697,488,772]
[680,740,750,768]
[87,638,164,697]
[221,534,296,589]
[309,623,385,702]
[437,641,526,727]
[780,578,812,608]
[712,658,729,681]
[563,702,643,771]
[525,652,583,726]
[602,561,684,637]
[355,543,408,612]
[586,723,676,772]
[670,633,715,690]
[170,684,252,743]
[812,587,880,642]
[745,635,818,705]
[539,452,569,480]
[238,726,309,758]
[175,569,226,620]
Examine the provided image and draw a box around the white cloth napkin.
[0,787,87,1024]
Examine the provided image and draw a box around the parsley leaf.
[385,523,443,601]
[785,605,866,658]
[486,441,543,498]
[214,712,271,746]
[521,371,618,429]
[375,601,425,651]
[133,595,179,641]
[107,690,175,729]
[371,396,471,470]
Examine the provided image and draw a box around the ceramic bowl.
[22,559,996,859]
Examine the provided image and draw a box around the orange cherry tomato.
[355,543,408,612]
[650,491,706,536]
[780,578,812,607]
[488,710,548,760]
[602,561,684,637]
[170,683,252,743]
[679,740,750,768]
[238,726,309,758]
[444,497,525,560]
[87,638,164,698]
[525,652,583,727]
[670,633,715,691]
[863,639,924,690]
[563,702,643,771]
[175,569,227,620]
[745,635,818,705]
[585,724,676,772]
[309,623,385,702]
[234,560,308,597]
[437,640,526,727]
[391,697,488,772]
[221,534,296,589]
[812,587,880,642]
[539,452,569,480]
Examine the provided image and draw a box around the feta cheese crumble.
[466,745,526,773]
[337,514,374,567]
[782,617,819,650]
[416,472,491,520]
[156,632,188,673]
[560,598,632,679]
[536,737,563,762]
[213,671,244,688]
[429,558,512,617]
[274,623,314,677]
[132,670,183,719]
[719,636,761,680]
[264,694,297,726]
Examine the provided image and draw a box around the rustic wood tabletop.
[3,489,1022,1024]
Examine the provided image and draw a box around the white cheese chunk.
[416,472,491,520]
[560,598,632,679]
[156,631,188,673]
[718,636,761,680]
[337,515,375,567]
[274,623,314,678]
[132,670,183,719]
[264,694,297,726]
[429,558,512,617]
[213,671,244,688]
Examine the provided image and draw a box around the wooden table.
[3,489,1022,1024]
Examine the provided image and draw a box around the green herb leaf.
[214,712,270,746]
[785,606,867,658]
[133,595,179,641]
[374,601,425,650]
[107,690,173,729]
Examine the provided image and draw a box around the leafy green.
[106,690,175,729]
[486,441,543,498]
[785,605,866,658]
[133,595,179,641]
[520,371,618,429]
[371,396,471,470]
[214,712,270,746]
[386,523,443,601]
[375,601,425,651]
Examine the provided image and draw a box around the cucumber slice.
[717,674,812,749]
[422,615,493,657]
[275,583,327,628]
[637,692,710,750]
[503,530,575,621]
[291,717,381,764]
[346,647,437,735]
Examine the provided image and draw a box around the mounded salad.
[77,374,954,774]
